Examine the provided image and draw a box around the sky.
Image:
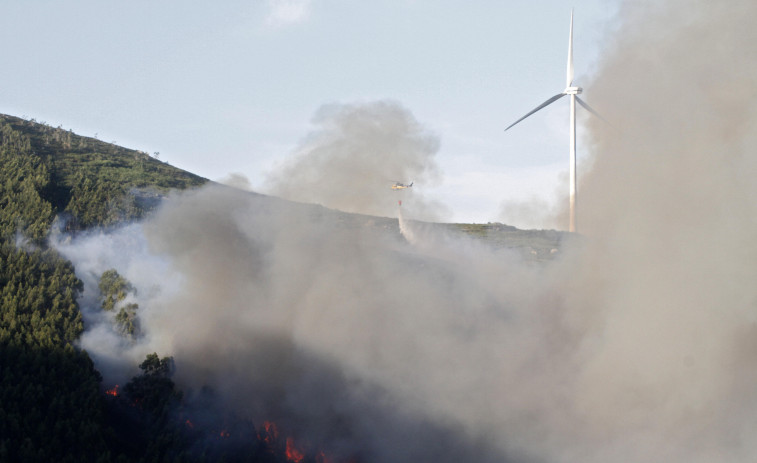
[0,0,620,226]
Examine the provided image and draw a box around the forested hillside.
[0,117,113,461]
[0,115,220,462]
[0,114,206,231]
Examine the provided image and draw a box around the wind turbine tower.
[506,10,596,233]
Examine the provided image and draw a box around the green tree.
[98,269,133,312]
[0,123,55,243]
[114,303,139,337]
[124,353,182,426]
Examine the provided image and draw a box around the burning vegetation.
[257,421,350,463]
[102,353,357,462]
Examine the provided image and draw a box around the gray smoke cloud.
[264,100,447,222]
[51,1,757,461]
[56,186,546,462]
[560,0,757,461]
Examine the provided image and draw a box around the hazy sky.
[0,0,619,225]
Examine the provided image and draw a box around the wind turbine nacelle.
[564,86,583,95]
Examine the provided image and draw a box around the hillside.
[0,114,211,462]
[0,113,567,462]
[0,113,207,232]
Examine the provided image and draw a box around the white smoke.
[265,100,447,222]
[52,223,182,385]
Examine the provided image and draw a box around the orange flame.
[285,437,305,463]
[258,421,279,447]
[264,421,278,437]
[260,420,350,463]
[219,430,230,438]
[105,385,119,397]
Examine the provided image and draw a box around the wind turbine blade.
[505,93,566,131]
[567,9,574,87]
[576,96,612,126]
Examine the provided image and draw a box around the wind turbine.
[505,10,599,233]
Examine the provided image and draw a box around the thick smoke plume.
[57,187,543,462]
[53,1,757,461]
[556,1,757,461]
[265,100,447,222]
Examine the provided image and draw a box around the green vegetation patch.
[0,113,207,230]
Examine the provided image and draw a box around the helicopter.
[391,181,413,190]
